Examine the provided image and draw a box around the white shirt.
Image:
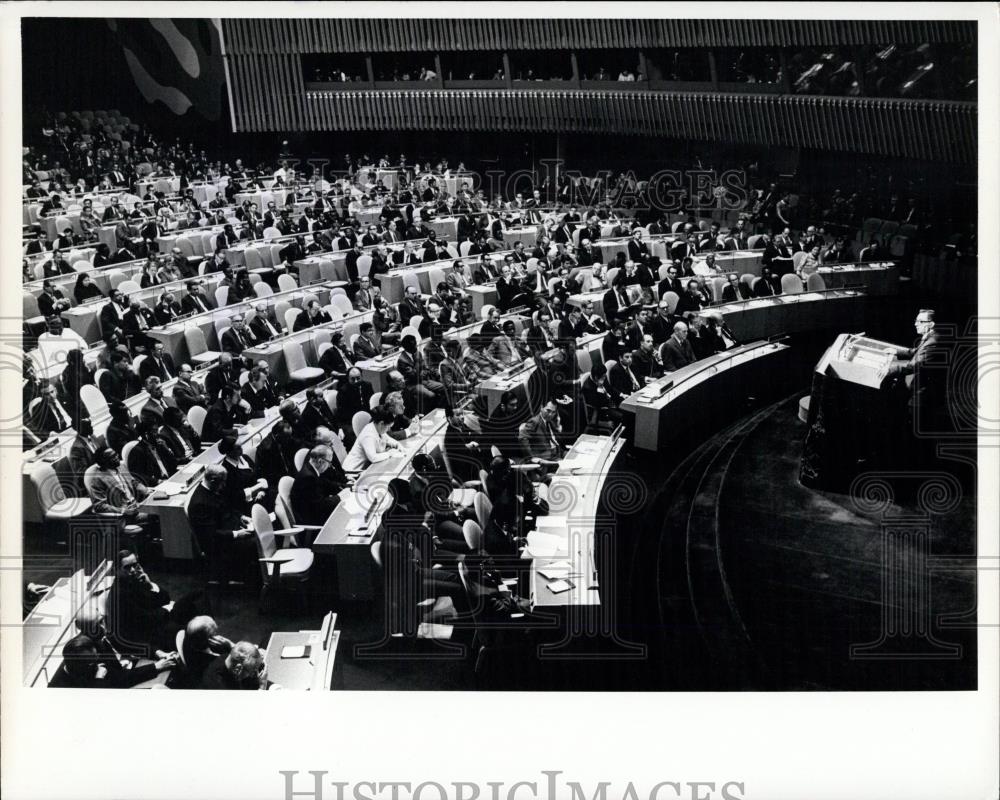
[342,422,397,472]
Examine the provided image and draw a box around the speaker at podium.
[800,332,909,490]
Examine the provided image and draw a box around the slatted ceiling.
[221,19,975,54]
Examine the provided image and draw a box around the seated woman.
[73,272,105,304]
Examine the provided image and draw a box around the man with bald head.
[187,464,255,583]
[290,444,348,527]
[660,320,697,372]
[169,615,234,689]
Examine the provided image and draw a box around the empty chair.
[277,274,297,293]
[805,273,827,292]
[187,405,208,437]
[250,503,313,612]
[274,300,291,330]
[780,273,804,294]
[214,287,230,308]
[369,391,383,411]
[473,491,493,531]
[459,241,474,257]
[183,327,221,364]
[605,267,620,287]
[283,340,324,385]
[352,410,371,436]
[462,519,484,554]
[244,248,264,270]
[428,267,447,288]
[445,244,460,259]
[356,255,372,278]
[105,269,128,291]
[284,307,302,332]
[315,259,336,282]
[311,328,332,351]
[262,227,281,241]
[575,349,592,374]
[253,281,273,299]
[270,245,284,267]
[117,279,142,296]
[711,277,727,302]
[30,462,92,526]
[331,294,354,317]
[79,385,109,420]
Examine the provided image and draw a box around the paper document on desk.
[525,530,569,557]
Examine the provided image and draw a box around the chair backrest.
[31,462,72,514]
[244,248,264,270]
[293,447,308,471]
[270,245,284,266]
[739,273,756,289]
[805,272,826,292]
[370,540,382,567]
[117,280,142,296]
[276,475,296,528]
[792,251,808,270]
[446,244,460,259]
[251,504,277,574]
[214,287,230,308]
[352,410,371,436]
[605,267,620,287]
[23,292,41,319]
[711,276,727,301]
[357,255,373,276]
[400,271,421,293]
[187,405,208,436]
[284,307,302,332]
[462,519,483,553]
[253,281,273,298]
[282,339,308,372]
[121,440,140,474]
[427,267,447,289]
[183,326,210,357]
[262,227,280,240]
[323,389,337,415]
[312,328,332,350]
[369,391,383,411]
[400,325,420,341]
[747,234,764,250]
[106,269,127,290]
[459,240,473,257]
[176,237,196,258]
[331,294,354,317]
[663,291,680,314]
[576,348,592,374]
[473,491,492,530]
[276,274,297,293]
[780,273,804,294]
[79,385,109,420]
[273,300,291,328]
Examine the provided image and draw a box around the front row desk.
[22,559,340,690]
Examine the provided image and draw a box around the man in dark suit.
[607,350,642,403]
[99,350,140,403]
[517,401,565,465]
[139,376,178,426]
[721,272,752,302]
[172,363,209,412]
[293,300,332,332]
[352,322,381,360]
[335,368,374,435]
[139,342,176,382]
[220,314,256,357]
[180,280,215,315]
[28,383,74,436]
[187,464,254,581]
[660,321,698,372]
[36,280,71,318]
[602,281,635,323]
[254,420,298,491]
[886,309,944,424]
[300,386,340,432]
[397,285,425,324]
[240,366,271,419]
[289,445,348,526]
[627,229,650,263]
[601,319,631,363]
[248,304,282,342]
[158,406,200,464]
[205,353,243,402]
[122,301,157,354]
[127,420,178,486]
[201,383,248,443]
[99,289,130,338]
[318,331,354,378]
[630,334,662,383]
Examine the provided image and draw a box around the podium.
[800,333,907,490]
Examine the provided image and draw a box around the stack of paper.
[525,529,568,557]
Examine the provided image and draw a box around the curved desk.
[620,340,792,451]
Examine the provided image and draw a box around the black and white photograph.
[2,3,997,799]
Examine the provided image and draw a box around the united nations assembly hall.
[17,16,980,693]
